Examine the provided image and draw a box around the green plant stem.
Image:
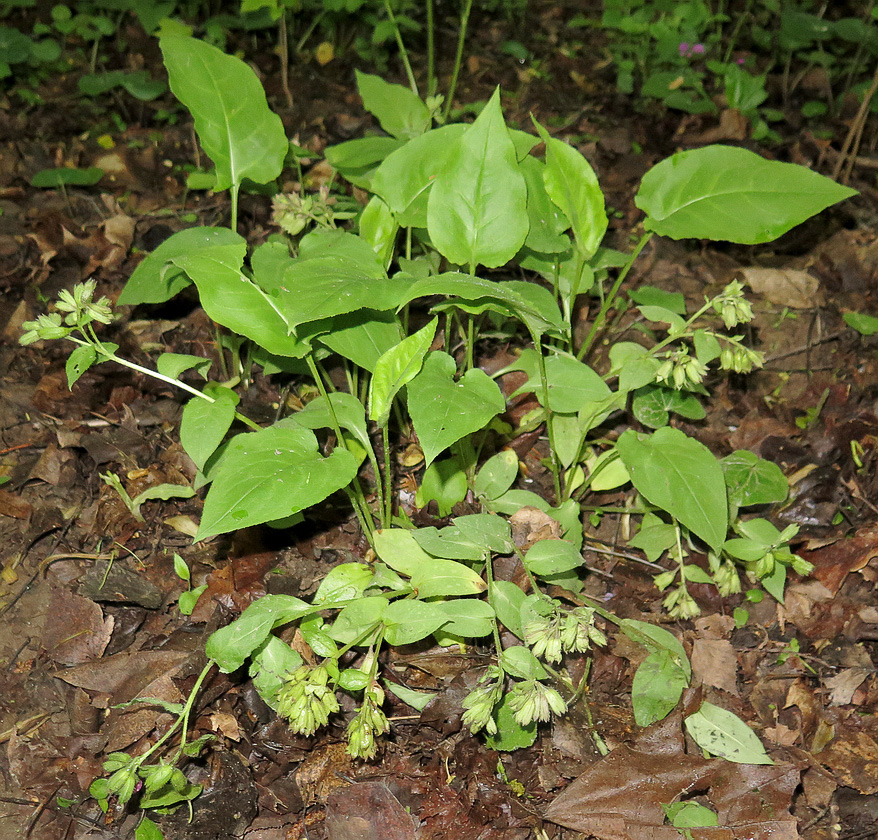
[722,0,754,63]
[230,184,239,233]
[577,231,653,362]
[382,422,393,527]
[304,353,376,541]
[528,327,562,502]
[426,0,436,96]
[134,661,214,770]
[483,552,506,655]
[382,0,419,96]
[73,333,261,432]
[443,0,474,121]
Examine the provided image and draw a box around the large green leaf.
[325,136,405,190]
[616,427,728,552]
[371,124,468,227]
[505,348,611,413]
[173,251,307,357]
[408,351,505,466]
[118,227,245,305]
[291,392,371,453]
[355,70,431,140]
[721,450,789,507]
[369,318,437,425]
[196,421,358,541]
[382,599,448,645]
[271,257,411,328]
[160,35,287,192]
[519,155,571,254]
[317,310,402,372]
[533,119,607,259]
[427,87,528,268]
[205,594,312,672]
[180,386,239,471]
[636,145,857,244]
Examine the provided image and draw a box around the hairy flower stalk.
[276,663,340,736]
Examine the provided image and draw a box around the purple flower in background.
[679,42,690,56]
[691,43,705,54]
[679,42,706,58]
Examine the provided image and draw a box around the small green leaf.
[156,353,212,381]
[631,649,688,726]
[684,702,774,764]
[844,310,878,336]
[415,457,468,517]
[31,166,103,187]
[484,694,537,750]
[632,384,705,429]
[180,387,239,471]
[206,594,312,672]
[523,539,583,576]
[410,558,487,598]
[66,344,97,388]
[369,318,437,425]
[489,580,527,638]
[533,117,607,259]
[314,563,375,604]
[135,817,165,840]
[355,70,431,140]
[178,584,207,615]
[382,599,448,645]
[432,599,494,637]
[384,680,436,711]
[173,553,190,582]
[664,802,718,829]
[474,449,519,501]
[721,450,788,507]
[500,645,547,680]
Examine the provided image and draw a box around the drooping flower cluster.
[346,682,389,760]
[655,349,709,390]
[461,665,504,735]
[508,679,567,726]
[276,663,340,736]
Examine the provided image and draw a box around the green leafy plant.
[22,33,855,793]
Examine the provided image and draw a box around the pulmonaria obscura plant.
[23,35,854,781]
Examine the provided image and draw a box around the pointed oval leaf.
[173,252,307,357]
[432,599,495,638]
[196,422,358,541]
[533,118,607,259]
[118,227,245,305]
[617,426,728,552]
[160,35,287,191]
[180,387,239,471]
[684,701,774,764]
[427,87,528,268]
[410,558,487,598]
[636,145,858,244]
[369,317,437,424]
[408,351,505,466]
[382,599,448,645]
[355,70,431,140]
[631,649,688,726]
[292,392,370,453]
[371,124,468,226]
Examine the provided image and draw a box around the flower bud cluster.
[719,344,763,374]
[508,679,567,726]
[713,280,754,329]
[20,279,114,345]
[276,663,340,736]
[461,665,504,735]
[655,350,708,390]
[346,683,389,760]
[712,558,742,596]
[662,586,701,620]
